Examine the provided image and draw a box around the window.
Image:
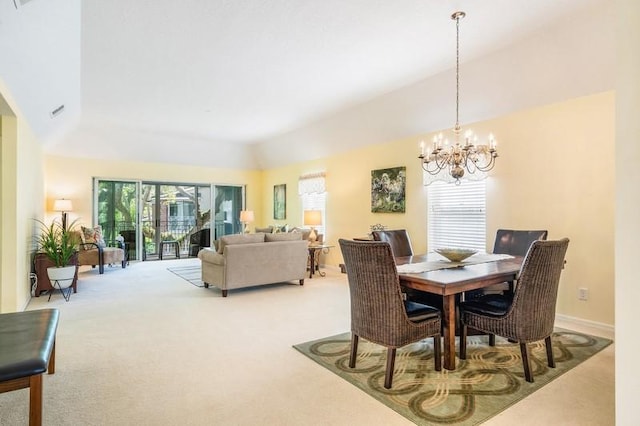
[298,173,326,237]
[427,180,486,251]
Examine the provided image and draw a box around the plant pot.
[46,265,76,288]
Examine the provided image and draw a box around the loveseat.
[197,232,308,297]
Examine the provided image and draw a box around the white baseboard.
[555,313,615,339]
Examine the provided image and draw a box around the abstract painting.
[274,184,286,220]
[371,166,406,213]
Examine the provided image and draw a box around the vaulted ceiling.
[0,0,612,169]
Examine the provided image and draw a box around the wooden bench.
[0,309,59,426]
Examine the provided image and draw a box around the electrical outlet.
[578,288,589,301]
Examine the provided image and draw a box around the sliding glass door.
[95,180,244,260]
[95,180,140,260]
[140,183,213,259]
[213,185,244,238]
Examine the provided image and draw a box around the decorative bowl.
[434,248,478,262]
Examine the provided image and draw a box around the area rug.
[167,265,204,287]
[294,330,611,425]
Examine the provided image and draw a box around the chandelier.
[419,11,498,184]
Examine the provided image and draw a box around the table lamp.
[303,210,323,243]
[53,199,73,231]
[239,210,254,233]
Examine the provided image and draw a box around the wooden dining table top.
[395,254,523,296]
[394,253,524,370]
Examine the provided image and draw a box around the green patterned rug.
[294,330,611,425]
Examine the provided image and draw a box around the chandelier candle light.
[419,11,498,184]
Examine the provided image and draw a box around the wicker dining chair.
[467,229,549,301]
[458,238,569,382]
[339,239,442,389]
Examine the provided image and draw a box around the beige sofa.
[197,233,308,297]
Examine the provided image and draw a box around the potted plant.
[36,218,79,283]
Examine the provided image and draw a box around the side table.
[307,244,333,278]
[159,240,180,260]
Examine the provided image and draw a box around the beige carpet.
[0,259,615,425]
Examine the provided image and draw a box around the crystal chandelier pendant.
[419,11,499,185]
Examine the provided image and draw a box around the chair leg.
[520,342,534,382]
[489,334,496,346]
[545,336,556,368]
[433,334,442,371]
[349,334,359,368]
[384,348,396,389]
[460,324,468,359]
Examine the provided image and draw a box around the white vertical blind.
[427,179,486,251]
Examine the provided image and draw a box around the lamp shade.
[239,210,255,223]
[303,210,323,226]
[53,199,73,212]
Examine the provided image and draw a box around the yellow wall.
[40,92,615,326]
[616,0,640,419]
[262,91,615,326]
[44,156,263,230]
[0,85,46,312]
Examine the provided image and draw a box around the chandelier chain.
[455,13,460,132]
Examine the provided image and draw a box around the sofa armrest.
[198,248,224,265]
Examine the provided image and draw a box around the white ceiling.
[0,0,609,169]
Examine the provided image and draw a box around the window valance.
[298,172,326,195]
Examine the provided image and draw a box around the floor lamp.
[53,199,73,231]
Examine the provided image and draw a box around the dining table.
[396,253,523,370]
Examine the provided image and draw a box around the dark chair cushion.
[404,300,440,322]
[459,294,513,317]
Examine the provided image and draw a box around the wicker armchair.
[372,229,445,311]
[189,228,211,257]
[468,229,549,300]
[458,238,570,382]
[338,239,442,389]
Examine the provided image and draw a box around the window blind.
[427,180,486,251]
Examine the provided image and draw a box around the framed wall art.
[371,166,406,213]
[273,184,286,220]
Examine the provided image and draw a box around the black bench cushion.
[0,309,59,382]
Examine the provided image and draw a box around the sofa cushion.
[265,233,302,242]
[255,227,273,234]
[80,225,106,248]
[217,233,265,253]
[290,227,311,241]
